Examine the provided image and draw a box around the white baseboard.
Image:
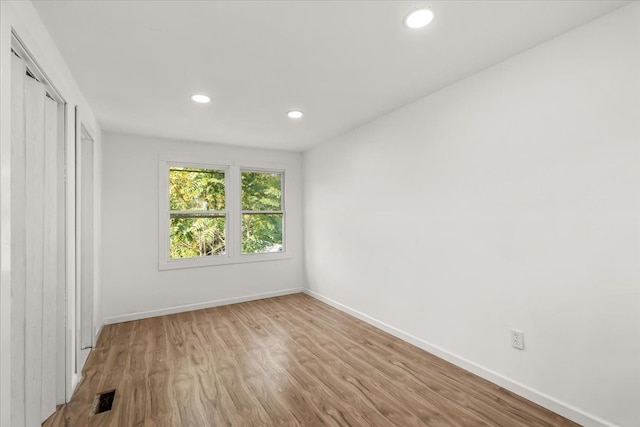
[102,287,304,325]
[69,373,78,401]
[303,288,617,427]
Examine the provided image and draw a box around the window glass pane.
[170,215,225,258]
[170,167,225,211]
[242,213,283,254]
[241,171,282,211]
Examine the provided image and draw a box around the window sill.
[158,252,291,271]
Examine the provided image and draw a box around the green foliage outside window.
[242,171,283,254]
[169,167,226,258]
[169,168,225,211]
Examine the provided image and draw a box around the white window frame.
[240,167,286,257]
[158,158,288,270]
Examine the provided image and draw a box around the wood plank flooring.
[44,293,579,426]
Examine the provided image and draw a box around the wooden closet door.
[24,68,47,427]
[10,50,28,427]
[42,92,59,421]
[11,52,60,426]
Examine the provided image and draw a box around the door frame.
[74,110,97,380]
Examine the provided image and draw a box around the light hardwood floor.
[45,293,578,426]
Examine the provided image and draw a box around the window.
[159,160,287,269]
[169,167,227,258]
[242,171,284,254]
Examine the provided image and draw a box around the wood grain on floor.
[44,293,579,427]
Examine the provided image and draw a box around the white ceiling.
[33,0,628,151]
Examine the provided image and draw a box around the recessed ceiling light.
[287,110,304,119]
[191,94,211,104]
[404,9,434,29]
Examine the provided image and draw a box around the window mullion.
[241,210,284,214]
[169,210,227,216]
[227,165,241,259]
[169,210,227,215]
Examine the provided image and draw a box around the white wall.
[0,1,102,425]
[304,4,640,427]
[101,133,305,323]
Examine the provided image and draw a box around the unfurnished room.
[0,1,638,426]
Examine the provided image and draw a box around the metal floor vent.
[92,389,116,414]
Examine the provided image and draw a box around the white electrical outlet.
[511,329,525,350]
